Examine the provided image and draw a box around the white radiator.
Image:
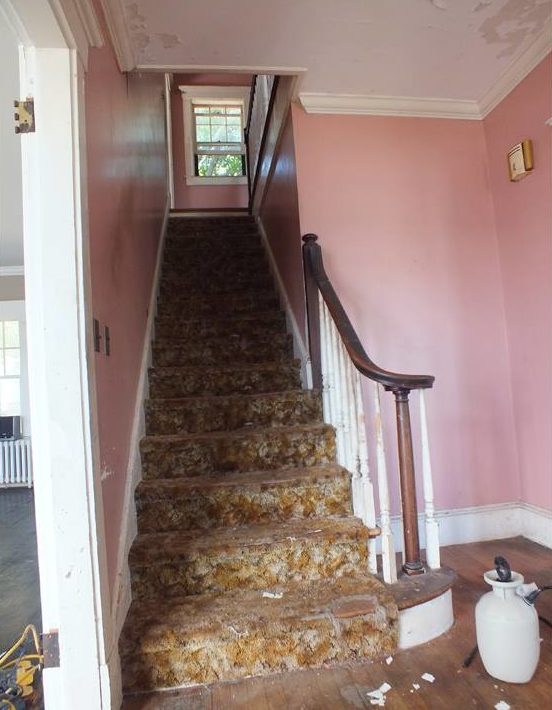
[0,438,33,488]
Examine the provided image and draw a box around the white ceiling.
[119,0,552,102]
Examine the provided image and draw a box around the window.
[180,85,250,186]
[192,103,246,177]
[0,320,20,416]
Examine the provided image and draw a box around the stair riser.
[151,342,293,368]
[141,426,335,479]
[148,366,301,398]
[162,258,267,279]
[156,293,279,317]
[136,476,351,532]
[130,534,368,599]
[121,612,396,691]
[159,275,273,295]
[146,391,320,435]
[154,315,286,341]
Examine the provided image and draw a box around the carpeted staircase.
[120,216,398,694]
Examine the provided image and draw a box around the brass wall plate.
[507,139,533,182]
[14,99,35,134]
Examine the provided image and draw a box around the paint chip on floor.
[495,702,510,710]
[412,683,420,690]
[262,591,283,599]
[385,656,393,665]
[421,672,435,683]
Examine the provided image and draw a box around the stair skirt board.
[119,215,398,694]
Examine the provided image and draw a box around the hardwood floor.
[123,536,552,709]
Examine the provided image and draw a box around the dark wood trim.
[244,74,257,204]
[302,234,434,391]
[249,76,280,205]
[394,389,424,575]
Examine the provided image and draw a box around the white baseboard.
[383,501,551,555]
[256,217,312,388]
[109,195,170,691]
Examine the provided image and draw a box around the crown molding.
[0,265,24,277]
[478,20,552,118]
[299,93,482,120]
[98,0,135,72]
[73,0,104,48]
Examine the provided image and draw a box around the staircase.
[120,216,398,694]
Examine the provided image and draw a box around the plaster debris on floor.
[421,672,435,683]
[367,682,392,706]
[261,591,283,599]
[494,701,511,710]
[412,682,420,690]
[385,656,393,665]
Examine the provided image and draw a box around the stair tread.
[149,360,299,375]
[155,310,283,325]
[146,388,310,406]
[141,422,332,446]
[129,516,375,565]
[137,463,348,493]
[120,574,395,655]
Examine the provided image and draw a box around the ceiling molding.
[73,0,104,48]
[136,64,307,76]
[97,0,135,72]
[0,266,24,277]
[299,93,482,120]
[478,20,552,119]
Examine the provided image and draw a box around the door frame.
[0,1,116,707]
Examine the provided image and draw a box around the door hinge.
[14,98,35,134]
[42,630,60,668]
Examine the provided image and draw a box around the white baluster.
[374,383,397,583]
[342,350,362,519]
[419,390,441,569]
[328,316,345,465]
[319,295,331,423]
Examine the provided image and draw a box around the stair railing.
[302,234,440,583]
[244,74,279,202]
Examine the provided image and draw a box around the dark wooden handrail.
[302,234,434,392]
[302,232,434,577]
[244,74,258,201]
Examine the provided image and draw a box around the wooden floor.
[123,537,552,709]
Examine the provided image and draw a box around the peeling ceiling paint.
[117,0,552,100]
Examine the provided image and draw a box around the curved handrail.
[302,234,434,391]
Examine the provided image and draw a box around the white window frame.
[0,301,29,433]
[179,85,250,186]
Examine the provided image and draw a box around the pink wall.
[86,36,167,590]
[484,55,552,511]
[291,105,519,512]
[171,73,250,209]
[259,112,305,339]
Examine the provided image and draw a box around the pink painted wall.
[86,37,167,589]
[259,112,305,338]
[291,105,519,513]
[171,73,250,209]
[484,55,552,511]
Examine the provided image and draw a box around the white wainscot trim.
[399,590,454,649]
[381,501,551,554]
[110,195,170,671]
[256,217,312,389]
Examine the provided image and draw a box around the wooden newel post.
[302,234,322,390]
[394,388,425,575]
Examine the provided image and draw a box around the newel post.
[393,388,425,575]
[302,234,322,390]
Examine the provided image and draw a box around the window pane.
[226,115,241,126]
[0,351,4,376]
[193,106,209,114]
[196,125,211,142]
[4,350,20,376]
[210,107,225,115]
[197,154,244,177]
[212,124,228,142]
[227,107,241,115]
[195,115,210,125]
[227,126,242,142]
[0,324,3,349]
[210,116,226,126]
[0,378,20,416]
[4,322,19,348]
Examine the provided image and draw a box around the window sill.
[185,176,248,187]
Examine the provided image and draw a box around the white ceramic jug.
[475,570,540,683]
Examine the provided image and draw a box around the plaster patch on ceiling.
[157,33,181,49]
[126,2,151,54]
[477,0,552,58]
[430,0,448,9]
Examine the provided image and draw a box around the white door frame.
[0,1,116,707]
